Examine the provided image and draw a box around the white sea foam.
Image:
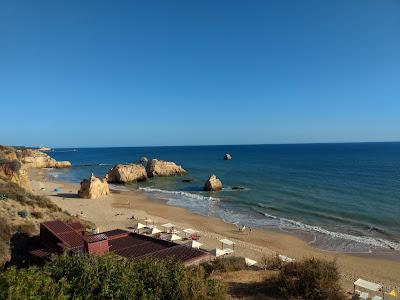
[108,184,130,192]
[139,187,219,202]
[139,186,400,252]
[261,212,400,251]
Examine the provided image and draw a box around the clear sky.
[1,1,399,147]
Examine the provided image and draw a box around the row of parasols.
[132,218,257,266]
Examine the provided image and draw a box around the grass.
[273,257,346,300]
[202,256,252,275]
[0,181,61,212]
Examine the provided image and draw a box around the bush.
[202,256,248,275]
[274,257,346,300]
[261,254,286,270]
[30,211,44,219]
[0,253,226,299]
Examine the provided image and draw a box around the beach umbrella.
[220,238,235,250]
[133,223,146,231]
[166,234,181,241]
[212,248,226,257]
[244,258,257,266]
[144,218,153,226]
[182,228,197,238]
[161,223,175,233]
[146,227,161,235]
[187,240,202,249]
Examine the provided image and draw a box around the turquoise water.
[47,143,400,253]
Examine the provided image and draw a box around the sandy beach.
[29,168,400,293]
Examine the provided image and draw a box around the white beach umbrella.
[244,258,257,266]
[182,228,197,238]
[278,254,295,263]
[144,218,153,226]
[212,248,226,257]
[166,234,181,241]
[134,223,146,230]
[187,240,202,249]
[146,227,161,235]
[220,238,235,250]
[161,223,176,233]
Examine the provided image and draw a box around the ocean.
[46,143,400,253]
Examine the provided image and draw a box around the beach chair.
[359,291,368,300]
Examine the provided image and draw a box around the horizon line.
[27,140,400,149]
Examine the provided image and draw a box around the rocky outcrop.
[16,149,71,168]
[146,159,187,177]
[204,175,222,191]
[106,164,147,183]
[140,157,148,164]
[78,174,110,199]
[224,153,232,160]
[0,159,31,190]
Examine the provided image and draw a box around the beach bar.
[354,278,383,300]
[30,220,211,266]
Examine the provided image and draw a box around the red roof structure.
[30,220,211,266]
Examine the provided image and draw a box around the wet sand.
[29,169,400,293]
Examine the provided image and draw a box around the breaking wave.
[139,187,219,202]
[261,212,400,251]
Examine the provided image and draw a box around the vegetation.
[0,253,226,300]
[202,256,250,275]
[0,181,61,212]
[274,257,346,300]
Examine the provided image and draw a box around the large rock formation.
[0,146,18,161]
[224,153,232,160]
[0,159,31,190]
[16,149,71,168]
[106,164,147,183]
[204,175,222,191]
[78,174,110,199]
[146,159,187,177]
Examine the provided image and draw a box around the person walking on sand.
[249,227,252,235]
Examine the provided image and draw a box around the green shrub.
[0,253,226,300]
[262,254,286,270]
[274,257,346,300]
[30,211,44,219]
[202,256,248,275]
[0,266,69,300]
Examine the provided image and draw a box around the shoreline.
[29,168,400,292]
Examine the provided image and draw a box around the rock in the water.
[182,179,193,183]
[232,185,245,190]
[204,174,222,191]
[106,164,147,183]
[78,174,110,199]
[146,159,187,177]
[0,159,31,190]
[224,153,232,160]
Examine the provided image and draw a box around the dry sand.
[29,169,400,293]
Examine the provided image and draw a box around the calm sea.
[47,143,400,253]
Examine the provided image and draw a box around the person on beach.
[249,227,252,235]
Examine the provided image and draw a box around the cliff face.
[0,159,31,191]
[16,149,71,168]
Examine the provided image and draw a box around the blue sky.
[1,1,399,147]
